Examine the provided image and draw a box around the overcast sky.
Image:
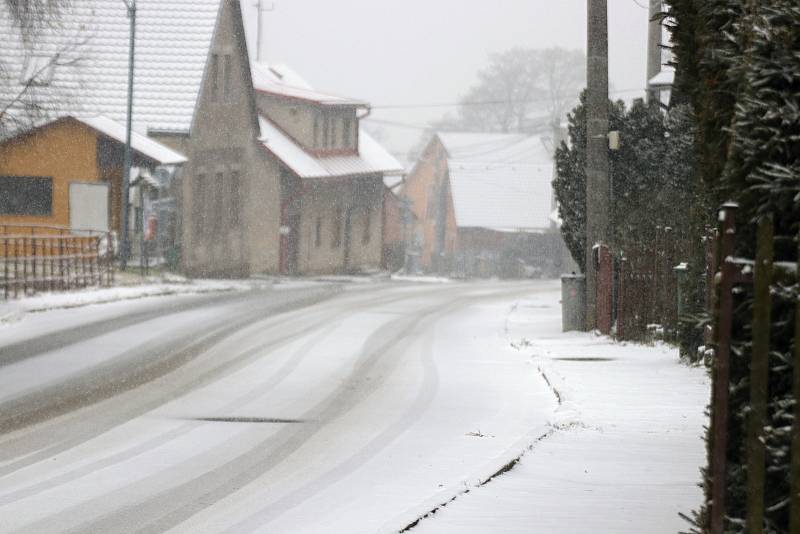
[241,0,651,159]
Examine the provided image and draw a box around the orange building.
[0,115,186,235]
[404,132,574,277]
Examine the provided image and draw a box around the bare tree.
[0,0,84,137]
[435,47,585,134]
[5,0,66,35]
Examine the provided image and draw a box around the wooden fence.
[706,204,800,533]
[1,224,115,299]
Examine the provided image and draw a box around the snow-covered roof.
[4,114,187,165]
[649,68,675,88]
[78,115,187,165]
[448,161,554,231]
[437,132,553,164]
[258,116,404,179]
[251,62,367,107]
[383,174,404,190]
[0,0,222,134]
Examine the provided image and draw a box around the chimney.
[646,0,663,101]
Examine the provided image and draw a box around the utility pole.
[646,0,663,101]
[585,0,610,330]
[254,0,275,63]
[120,0,136,268]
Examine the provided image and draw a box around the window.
[194,173,206,236]
[315,217,322,247]
[209,54,219,101]
[330,119,337,148]
[0,176,52,216]
[322,116,329,148]
[362,209,371,244]
[20,54,55,86]
[331,207,342,248]
[222,54,233,102]
[214,171,224,237]
[313,116,320,148]
[229,170,240,227]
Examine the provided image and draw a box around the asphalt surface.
[0,280,556,534]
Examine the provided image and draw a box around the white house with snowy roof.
[404,131,573,277]
[248,61,403,274]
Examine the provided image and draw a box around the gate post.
[596,244,613,335]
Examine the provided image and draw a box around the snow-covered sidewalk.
[409,290,710,533]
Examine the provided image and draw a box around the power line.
[363,117,432,130]
[370,87,646,110]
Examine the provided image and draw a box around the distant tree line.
[1,0,84,138]
[408,46,585,164]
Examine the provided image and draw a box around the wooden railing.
[0,224,115,299]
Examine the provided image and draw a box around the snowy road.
[0,281,558,533]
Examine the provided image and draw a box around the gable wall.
[180,0,280,276]
[402,136,458,272]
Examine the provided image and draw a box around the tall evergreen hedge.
[666,1,800,531]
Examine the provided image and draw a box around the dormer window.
[20,54,55,86]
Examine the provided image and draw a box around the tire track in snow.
[220,309,446,533]
[69,297,459,534]
[0,322,342,507]
[0,287,339,472]
[0,286,428,477]
[2,285,471,534]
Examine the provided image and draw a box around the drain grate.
[190,416,306,424]
[552,357,615,362]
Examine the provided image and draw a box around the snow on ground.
[0,276,341,326]
[408,290,710,534]
[0,279,267,318]
[391,274,453,284]
[0,282,554,533]
[0,281,709,533]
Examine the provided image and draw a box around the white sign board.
[69,182,109,232]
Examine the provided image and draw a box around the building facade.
[0,116,185,235]
[404,132,573,278]
[253,65,403,275]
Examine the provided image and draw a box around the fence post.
[710,202,738,534]
[3,238,7,300]
[790,232,800,534]
[617,257,626,340]
[59,235,65,291]
[746,214,773,533]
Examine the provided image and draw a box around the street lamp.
[120,0,136,268]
